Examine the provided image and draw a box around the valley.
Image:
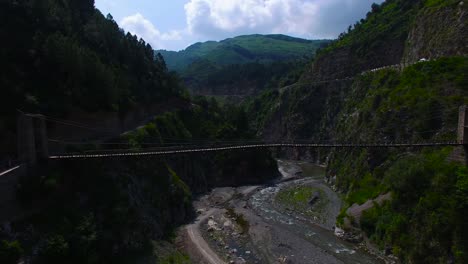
[0,0,467,263]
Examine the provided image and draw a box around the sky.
[95,0,385,51]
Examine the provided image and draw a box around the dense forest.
[0,0,186,162]
[157,35,329,99]
[0,0,184,115]
[157,34,328,72]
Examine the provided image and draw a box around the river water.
[248,160,382,264]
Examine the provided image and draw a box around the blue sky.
[95,0,385,51]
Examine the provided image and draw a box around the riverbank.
[180,159,385,263]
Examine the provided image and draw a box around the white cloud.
[184,0,384,39]
[120,13,182,49]
[117,0,385,50]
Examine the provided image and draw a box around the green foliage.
[184,60,308,96]
[244,88,281,132]
[158,35,327,98]
[276,186,322,205]
[353,149,468,263]
[335,57,467,145]
[0,0,187,160]
[321,0,421,56]
[0,240,23,264]
[38,235,70,264]
[0,0,185,116]
[424,0,459,8]
[455,167,468,208]
[328,57,467,263]
[346,173,386,206]
[157,35,329,72]
[226,208,250,234]
[276,186,328,219]
[158,251,191,264]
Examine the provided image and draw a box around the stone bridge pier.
[17,113,49,167]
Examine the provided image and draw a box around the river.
[185,160,384,264]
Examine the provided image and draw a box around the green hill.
[157,34,329,72]
[156,35,329,98]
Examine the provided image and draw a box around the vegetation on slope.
[158,35,328,98]
[0,0,184,115]
[329,57,468,263]
[321,0,420,55]
[0,97,279,263]
[1,158,192,264]
[123,97,279,188]
[157,34,329,72]
[184,60,308,97]
[320,0,461,58]
[0,0,185,161]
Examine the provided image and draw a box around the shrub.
[0,240,23,264]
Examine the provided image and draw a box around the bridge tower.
[458,106,468,144]
[457,106,468,164]
[17,113,49,166]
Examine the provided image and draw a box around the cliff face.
[260,0,468,147]
[301,38,405,82]
[403,2,467,63]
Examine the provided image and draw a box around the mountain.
[157,34,329,72]
[156,35,330,99]
[247,0,468,262]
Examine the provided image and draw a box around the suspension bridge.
[47,141,462,159]
[6,103,466,163]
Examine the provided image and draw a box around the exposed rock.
[346,192,392,225]
[403,2,467,63]
[207,219,221,231]
[223,220,233,228]
[334,227,345,238]
[234,257,246,264]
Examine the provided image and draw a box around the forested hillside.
[0,0,186,162]
[248,0,468,262]
[157,35,329,99]
[157,34,328,71]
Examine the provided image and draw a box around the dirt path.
[185,208,226,264]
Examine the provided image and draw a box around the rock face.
[259,1,468,160]
[403,2,468,63]
[167,149,280,194]
[302,38,405,83]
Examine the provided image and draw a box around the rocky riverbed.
[184,160,388,264]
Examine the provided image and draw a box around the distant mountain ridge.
[156,34,330,72]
